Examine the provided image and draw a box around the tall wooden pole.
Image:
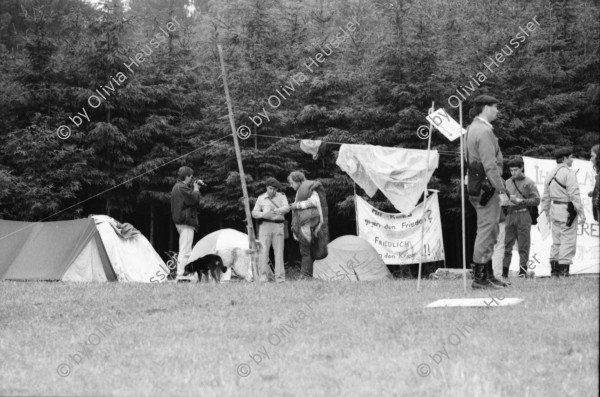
[217,44,259,281]
[460,101,467,294]
[417,101,434,292]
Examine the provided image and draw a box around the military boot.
[487,261,508,287]
[519,263,527,277]
[557,263,570,277]
[550,260,559,277]
[472,263,501,290]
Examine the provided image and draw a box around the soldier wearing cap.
[540,148,586,277]
[252,177,289,282]
[502,156,540,279]
[465,95,510,289]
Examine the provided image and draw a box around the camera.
[191,177,206,187]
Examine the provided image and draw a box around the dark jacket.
[292,180,329,230]
[171,181,201,227]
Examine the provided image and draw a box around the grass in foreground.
[0,275,598,397]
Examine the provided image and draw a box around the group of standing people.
[466,95,598,289]
[251,172,329,282]
[170,167,329,282]
[169,95,597,287]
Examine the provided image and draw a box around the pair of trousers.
[491,222,505,276]
[298,224,313,277]
[258,222,285,282]
[469,191,501,264]
[503,211,532,271]
[549,204,578,265]
[175,225,195,275]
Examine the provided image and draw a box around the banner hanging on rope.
[356,192,445,265]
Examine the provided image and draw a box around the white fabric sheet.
[336,144,439,214]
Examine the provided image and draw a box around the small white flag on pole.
[426,108,466,142]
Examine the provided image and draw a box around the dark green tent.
[0,218,116,281]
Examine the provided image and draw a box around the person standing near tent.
[541,148,586,277]
[501,156,540,279]
[465,95,510,289]
[171,166,204,281]
[252,177,289,283]
[277,171,329,279]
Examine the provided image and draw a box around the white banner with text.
[356,192,445,265]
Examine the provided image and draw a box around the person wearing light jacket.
[540,148,586,277]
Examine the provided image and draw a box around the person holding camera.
[541,148,586,277]
[252,177,289,283]
[171,166,205,281]
[465,95,509,290]
[501,156,540,279]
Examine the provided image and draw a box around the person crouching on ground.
[501,156,540,280]
[276,171,329,279]
[171,166,204,281]
[252,177,289,283]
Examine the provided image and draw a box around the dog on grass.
[216,241,264,282]
[183,254,227,283]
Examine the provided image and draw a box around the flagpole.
[417,102,434,292]
[460,101,467,294]
[217,44,259,282]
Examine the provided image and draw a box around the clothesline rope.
[0,134,232,242]
[252,134,557,159]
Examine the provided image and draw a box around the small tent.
[0,215,169,282]
[314,235,392,281]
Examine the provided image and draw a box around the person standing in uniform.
[465,95,510,289]
[541,148,586,277]
[501,156,540,279]
[252,177,289,283]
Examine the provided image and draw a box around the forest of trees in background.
[0,0,598,267]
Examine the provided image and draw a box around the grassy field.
[0,274,598,397]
